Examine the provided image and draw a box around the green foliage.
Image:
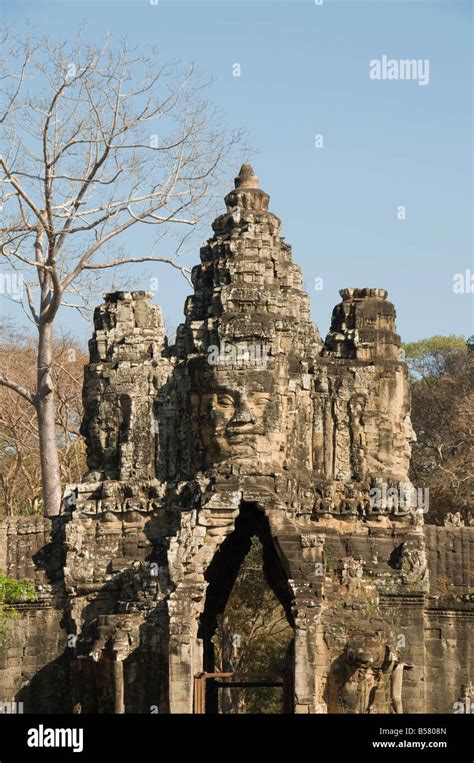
[0,573,35,641]
[403,335,467,379]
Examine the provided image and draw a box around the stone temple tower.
[1,166,471,715]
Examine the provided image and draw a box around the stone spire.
[172,164,322,371]
[322,287,401,360]
[234,163,259,188]
[217,162,272,226]
[80,291,170,482]
[169,164,322,479]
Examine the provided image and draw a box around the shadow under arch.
[197,500,295,713]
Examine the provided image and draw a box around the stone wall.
[425,526,472,595]
[0,517,68,711]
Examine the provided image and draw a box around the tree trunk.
[36,320,62,516]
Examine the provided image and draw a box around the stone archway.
[166,490,324,714]
[197,501,295,713]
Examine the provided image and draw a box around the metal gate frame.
[193,671,286,714]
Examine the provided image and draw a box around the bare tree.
[0,28,241,516]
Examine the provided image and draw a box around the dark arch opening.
[197,501,295,713]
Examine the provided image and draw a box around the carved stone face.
[344,631,388,669]
[402,414,417,453]
[190,364,284,469]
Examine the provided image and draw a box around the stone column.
[113,659,125,714]
[167,583,206,714]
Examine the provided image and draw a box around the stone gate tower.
[0,166,472,714]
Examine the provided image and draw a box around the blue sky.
[1,0,472,345]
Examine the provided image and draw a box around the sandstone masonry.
[0,166,472,713]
